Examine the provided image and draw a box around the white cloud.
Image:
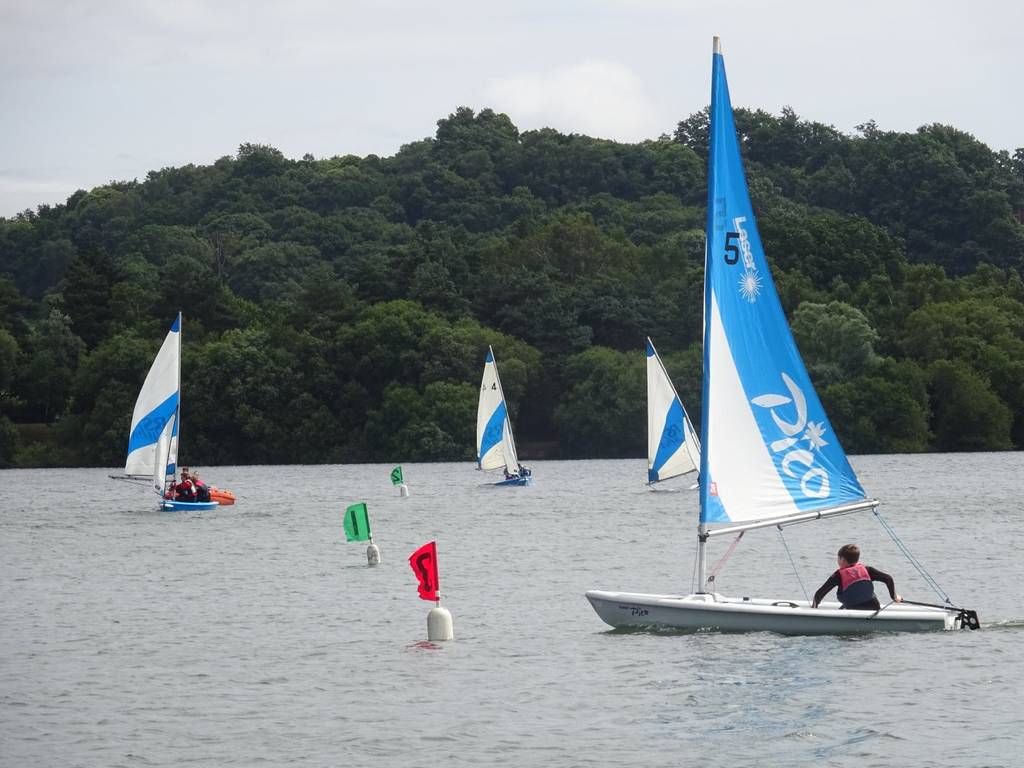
[484,60,666,142]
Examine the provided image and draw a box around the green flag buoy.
[391,465,410,498]
[343,502,379,565]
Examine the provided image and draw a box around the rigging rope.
[705,531,744,589]
[872,508,951,604]
[777,525,810,602]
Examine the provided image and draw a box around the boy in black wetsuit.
[811,544,903,610]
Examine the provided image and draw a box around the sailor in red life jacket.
[173,468,196,502]
[811,544,903,610]
[191,470,211,503]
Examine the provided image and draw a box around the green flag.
[390,465,404,486]
[343,502,371,542]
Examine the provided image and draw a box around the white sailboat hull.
[585,590,962,634]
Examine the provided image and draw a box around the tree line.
[1,105,1023,467]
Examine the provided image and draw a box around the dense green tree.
[821,359,930,453]
[0,328,19,392]
[792,301,879,384]
[228,242,321,302]
[554,346,645,457]
[3,105,1024,464]
[63,330,159,465]
[928,359,1012,451]
[62,249,121,347]
[18,308,86,421]
[364,381,476,460]
[0,413,19,467]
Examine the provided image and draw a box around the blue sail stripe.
[127,392,179,456]
[651,400,686,482]
[478,401,507,466]
[165,412,179,475]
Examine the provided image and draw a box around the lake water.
[1,454,1022,767]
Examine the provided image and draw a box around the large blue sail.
[699,38,868,527]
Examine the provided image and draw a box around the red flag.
[409,541,439,601]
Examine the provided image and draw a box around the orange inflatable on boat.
[210,488,236,506]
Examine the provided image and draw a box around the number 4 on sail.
[586,38,978,634]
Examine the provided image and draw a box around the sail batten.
[699,42,867,529]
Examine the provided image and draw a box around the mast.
[170,311,182,496]
[645,337,653,483]
[696,37,721,593]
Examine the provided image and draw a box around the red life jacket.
[175,479,195,499]
[193,479,210,501]
[837,563,874,607]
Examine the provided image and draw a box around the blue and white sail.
[699,38,870,532]
[124,314,181,479]
[646,337,700,483]
[476,346,520,473]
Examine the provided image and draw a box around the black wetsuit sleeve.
[813,571,840,606]
[867,566,897,600]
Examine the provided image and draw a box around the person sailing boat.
[811,544,903,610]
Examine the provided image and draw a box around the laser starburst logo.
[739,269,762,302]
[732,216,761,303]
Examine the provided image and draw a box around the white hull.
[646,481,699,493]
[585,590,963,634]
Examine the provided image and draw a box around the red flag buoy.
[408,541,452,640]
[409,541,439,602]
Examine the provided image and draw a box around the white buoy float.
[366,540,381,566]
[399,483,410,498]
[427,602,454,641]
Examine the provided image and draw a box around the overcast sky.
[1,0,1020,217]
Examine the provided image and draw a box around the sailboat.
[646,337,700,488]
[586,38,977,634]
[476,346,532,486]
[123,313,219,512]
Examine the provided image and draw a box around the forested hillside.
[1,106,1023,467]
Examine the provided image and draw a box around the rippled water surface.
[2,454,1023,767]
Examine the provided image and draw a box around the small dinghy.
[120,313,227,512]
[476,346,532,486]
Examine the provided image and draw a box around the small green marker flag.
[390,465,404,486]
[343,502,371,542]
